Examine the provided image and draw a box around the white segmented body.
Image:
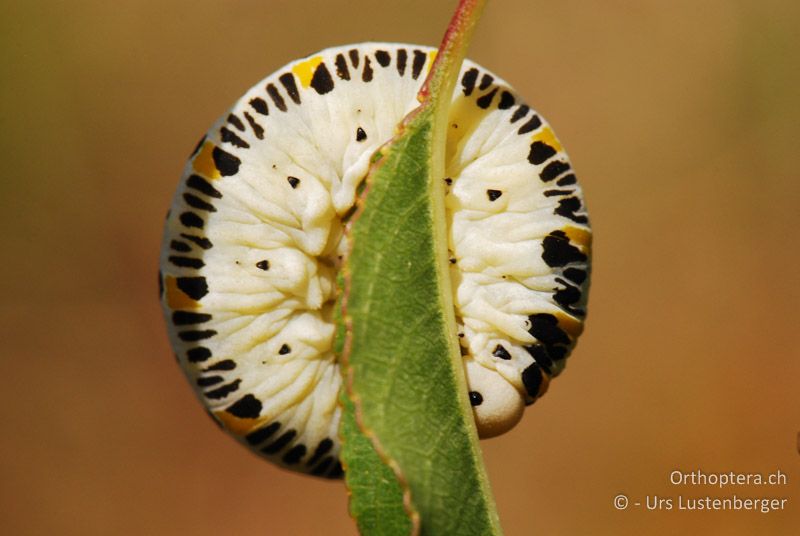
[159,43,590,478]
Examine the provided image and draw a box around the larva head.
[465,359,525,439]
[159,42,590,477]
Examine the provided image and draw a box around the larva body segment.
[160,43,590,478]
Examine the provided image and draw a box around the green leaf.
[340,1,502,534]
[340,392,416,535]
[337,273,416,536]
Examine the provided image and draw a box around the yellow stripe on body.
[532,125,563,154]
[554,312,584,339]
[165,275,201,310]
[192,141,220,179]
[427,50,438,74]
[564,225,592,250]
[214,410,259,436]
[292,56,323,88]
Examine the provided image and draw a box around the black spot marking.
[226,394,262,419]
[492,344,512,360]
[311,457,333,476]
[220,127,249,149]
[541,230,587,267]
[262,429,296,454]
[197,376,224,387]
[327,460,344,479]
[266,83,287,112]
[469,391,483,406]
[529,314,570,346]
[486,189,502,201]
[172,311,212,326]
[279,72,301,104]
[510,104,530,123]
[544,189,573,197]
[279,344,291,355]
[191,135,206,156]
[554,197,588,224]
[178,329,217,342]
[256,260,270,271]
[524,344,554,374]
[287,176,300,189]
[183,193,217,212]
[226,114,245,131]
[528,141,557,165]
[212,147,241,176]
[564,267,587,284]
[306,438,334,466]
[334,53,350,80]
[180,233,213,250]
[158,270,164,298]
[539,160,571,182]
[547,346,568,360]
[179,212,204,229]
[187,347,212,363]
[518,114,542,134]
[554,278,584,315]
[521,363,544,397]
[375,49,390,67]
[476,87,498,109]
[249,97,269,115]
[449,257,456,264]
[556,174,577,187]
[187,174,222,198]
[348,48,360,68]
[444,177,453,185]
[461,68,478,96]
[310,63,334,95]
[498,91,515,109]
[396,48,408,76]
[282,444,307,465]
[411,50,426,79]
[170,240,191,252]
[246,422,280,445]
[243,111,264,139]
[356,127,367,142]
[176,276,208,300]
[361,56,373,82]
[479,73,494,90]
[205,359,236,372]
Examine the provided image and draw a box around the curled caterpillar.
[159,43,591,479]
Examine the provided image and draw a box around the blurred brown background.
[1,0,797,534]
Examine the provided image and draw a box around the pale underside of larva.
[159,43,591,479]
